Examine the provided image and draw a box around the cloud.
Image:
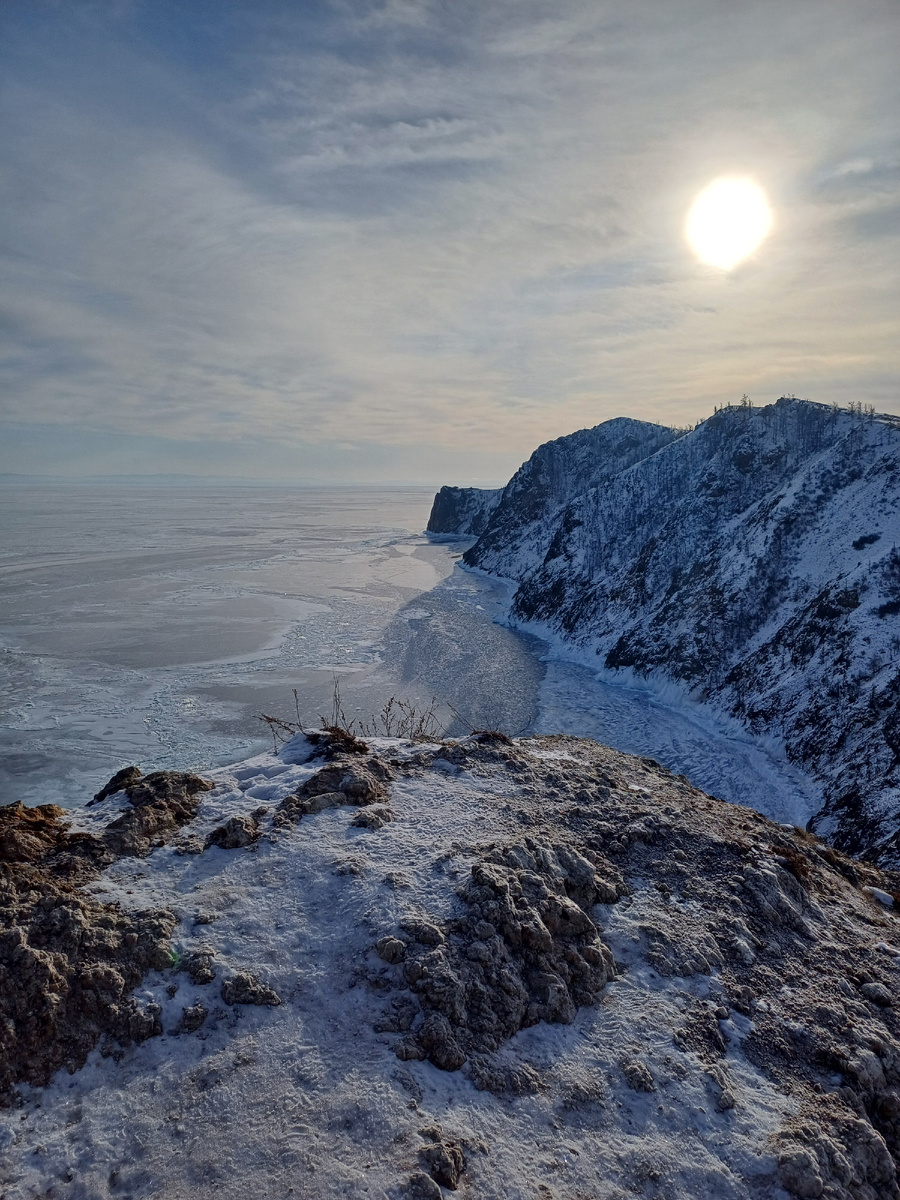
[0,0,898,480]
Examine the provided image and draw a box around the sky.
[1,0,898,484]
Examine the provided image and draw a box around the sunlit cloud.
[0,0,897,481]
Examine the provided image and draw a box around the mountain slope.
[437,399,900,866]
[453,417,682,573]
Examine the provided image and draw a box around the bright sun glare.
[685,178,772,270]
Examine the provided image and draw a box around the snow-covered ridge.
[5,732,900,1199]
[431,399,900,866]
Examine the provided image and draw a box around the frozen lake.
[0,484,819,824]
[0,485,459,807]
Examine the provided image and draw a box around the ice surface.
[0,487,448,807]
[536,659,820,827]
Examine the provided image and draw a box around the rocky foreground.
[3,732,900,1199]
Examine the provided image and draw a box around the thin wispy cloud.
[1,0,897,481]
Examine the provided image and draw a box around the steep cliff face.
[460,417,682,577]
[425,485,501,536]
[433,399,900,866]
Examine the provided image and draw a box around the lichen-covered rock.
[276,759,394,824]
[387,838,619,1072]
[221,970,281,1007]
[205,815,260,850]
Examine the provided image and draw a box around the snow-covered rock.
[3,734,900,1199]
[435,399,900,867]
[426,485,502,537]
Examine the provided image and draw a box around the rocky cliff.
[425,485,502,536]
[432,399,900,867]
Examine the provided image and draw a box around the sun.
[685,177,772,270]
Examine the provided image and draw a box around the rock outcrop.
[6,734,900,1199]
[0,768,213,1099]
[386,838,620,1072]
[0,802,177,1098]
[426,485,502,537]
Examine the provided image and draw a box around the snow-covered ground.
[0,734,806,1200]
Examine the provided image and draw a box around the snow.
[1,738,798,1200]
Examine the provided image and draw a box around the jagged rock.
[620,1058,655,1092]
[0,799,178,1099]
[221,970,281,1007]
[352,805,393,830]
[406,1173,442,1200]
[0,802,69,864]
[375,936,407,964]
[419,1130,465,1189]
[399,918,444,947]
[373,995,418,1033]
[276,759,393,824]
[387,837,618,1071]
[304,728,370,759]
[426,484,501,536]
[777,1113,898,1199]
[861,981,892,1007]
[205,815,260,850]
[182,947,217,985]
[103,771,214,858]
[705,1064,736,1112]
[177,1003,209,1034]
[468,1057,542,1095]
[92,766,143,804]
